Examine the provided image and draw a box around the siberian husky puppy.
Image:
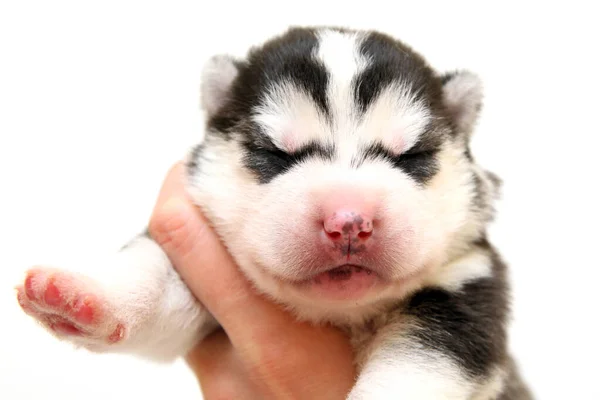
[17,26,532,399]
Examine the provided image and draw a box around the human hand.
[148,163,357,400]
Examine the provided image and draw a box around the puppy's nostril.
[327,231,342,240]
[357,231,372,240]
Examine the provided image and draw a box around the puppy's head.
[187,27,500,323]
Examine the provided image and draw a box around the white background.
[1,1,599,399]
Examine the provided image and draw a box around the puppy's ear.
[440,70,483,138]
[201,54,242,117]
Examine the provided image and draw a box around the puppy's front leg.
[16,230,217,362]
[348,277,509,400]
[348,334,478,400]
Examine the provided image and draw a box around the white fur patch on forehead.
[251,82,330,152]
[316,30,366,82]
[357,83,431,154]
[316,29,368,116]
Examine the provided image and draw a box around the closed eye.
[242,140,335,184]
[356,142,440,185]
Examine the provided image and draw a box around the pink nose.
[323,210,374,243]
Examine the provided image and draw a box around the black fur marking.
[207,27,330,135]
[403,244,509,378]
[356,142,440,185]
[242,140,334,184]
[250,27,329,116]
[354,32,441,114]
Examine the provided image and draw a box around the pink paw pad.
[17,268,125,345]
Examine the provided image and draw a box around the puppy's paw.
[17,267,125,347]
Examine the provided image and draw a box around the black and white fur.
[17,27,532,399]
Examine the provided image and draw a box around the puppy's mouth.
[317,264,373,282]
[295,264,381,300]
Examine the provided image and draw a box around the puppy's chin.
[235,255,432,325]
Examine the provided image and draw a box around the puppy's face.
[187,27,499,323]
